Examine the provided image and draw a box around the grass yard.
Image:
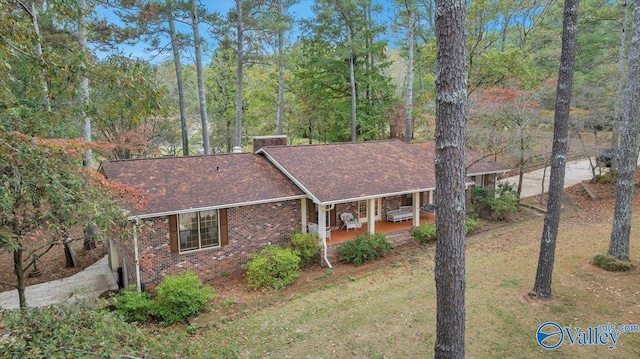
[149,183,640,358]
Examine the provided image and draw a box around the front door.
[358,199,381,223]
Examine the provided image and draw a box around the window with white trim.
[178,210,220,252]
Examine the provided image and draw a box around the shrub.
[472,182,519,220]
[591,253,634,272]
[112,286,155,322]
[411,216,479,245]
[245,245,301,290]
[290,231,321,267]
[411,224,437,245]
[465,216,479,234]
[153,271,216,325]
[338,233,392,266]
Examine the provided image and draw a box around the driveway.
[0,256,117,310]
[500,158,603,198]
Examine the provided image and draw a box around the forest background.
[0,0,631,167]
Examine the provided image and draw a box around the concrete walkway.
[500,158,600,198]
[0,256,118,310]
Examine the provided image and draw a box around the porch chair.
[308,222,331,241]
[340,212,363,231]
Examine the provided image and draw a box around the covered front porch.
[327,212,436,245]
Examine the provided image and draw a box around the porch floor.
[327,213,435,245]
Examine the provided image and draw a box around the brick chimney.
[253,135,287,152]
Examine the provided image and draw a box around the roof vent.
[216,166,220,173]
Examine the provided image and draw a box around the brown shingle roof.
[409,142,510,176]
[258,140,439,204]
[100,153,305,218]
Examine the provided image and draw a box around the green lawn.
[162,190,640,358]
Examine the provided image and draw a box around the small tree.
[0,131,136,308]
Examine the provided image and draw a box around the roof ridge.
[263,139,403,149]
[101,152,252,164]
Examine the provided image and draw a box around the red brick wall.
[135,200,301,288]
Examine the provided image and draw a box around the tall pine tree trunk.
[610,0,628,174]
[608,3,640,260]
[234,0,244,152]
[191,0,210,154]
[434,0,467,357]
[346,18,357,143]
[168,7,189,156]
[530,0,579,300]
[276,0,285,136]
[79,0,92,167]
[404,2,415,143]
[26,1,51,112]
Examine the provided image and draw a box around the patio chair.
[308,222,331,241]
[340,212,363,231]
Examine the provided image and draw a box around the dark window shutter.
[219,208,228,246]
[169,215,178,253]
[308,202,318,223]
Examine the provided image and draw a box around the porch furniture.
[340,212,363,231]
[308,222,331,240]
[421,204,436,214]
[386,206,414,222]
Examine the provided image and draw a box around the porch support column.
[429,190,434,204]
[412,192,420,227]
[367,198,375,234]
[318,204,327,241]
[301,198,308,233]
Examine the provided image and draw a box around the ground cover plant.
[592,253,634,272]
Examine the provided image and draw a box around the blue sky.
[96,0,318,63]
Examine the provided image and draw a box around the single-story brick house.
[99,137,508,290]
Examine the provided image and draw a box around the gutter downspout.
[323,237,332,269]
[318,204,332,268]
[133,218,142,291]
